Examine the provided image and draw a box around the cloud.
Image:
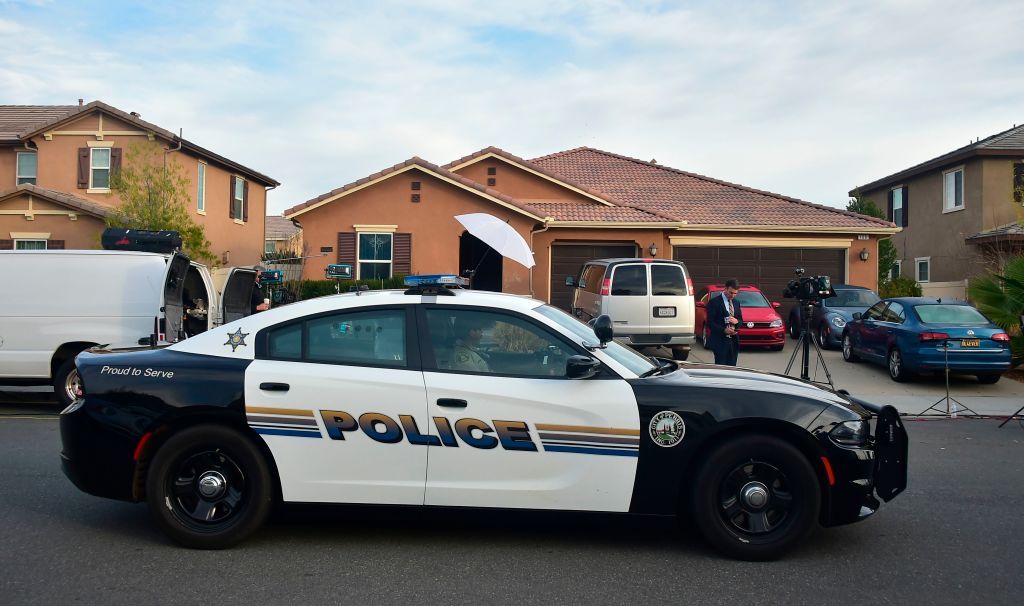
[1,1,1022,215]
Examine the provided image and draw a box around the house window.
[14,239,47,250]
[197,163,206,213]
[91,148,111,189]
[265,241,276,254]
[943,167,964,211]
[890,260,902,281]
[915,257,930,283]
[890,187,903,226]
[233,177,245,220]
[16,152,37,185]
[357,232,392,280]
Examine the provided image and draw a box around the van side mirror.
[566,355,601,379]
[593,314,613,345]
[565,276,576,287]
[771,301,781,309]
[853,312,862,320]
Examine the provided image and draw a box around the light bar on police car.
[403,274,469,287]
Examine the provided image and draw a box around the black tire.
[817,324,830,350]
[976,373,1001,384]
[701,327,711,350]
[841,333,859,362]
[53,358,81,408]
[146,425,273,549]
[887,347,912,382]
[690,435,820,561]
[788,315,800,340]
[672,347,690,361]
[769,344,784,352]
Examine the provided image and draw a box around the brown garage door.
[673,246,845,305]
[549,242,638,310]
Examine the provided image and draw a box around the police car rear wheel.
[146,425,273,549]
[691,435,819,561]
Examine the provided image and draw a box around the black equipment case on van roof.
[101,229,182,254]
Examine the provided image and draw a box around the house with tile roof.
[286,145,896,311]
[852,123,1024,299]
[0,100,278,264]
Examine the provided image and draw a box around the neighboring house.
[285,146,896,310]
[264,215,303,256]
[851,123,1024,299]
[0,100,279,265]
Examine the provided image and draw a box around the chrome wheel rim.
[889,350,901,378]
[64,368,81,401]
[842,336,851,359]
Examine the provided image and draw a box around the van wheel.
[146,425,273,549]
[672,347,690,361]
[690,435,820,561]
[53,358,81,408]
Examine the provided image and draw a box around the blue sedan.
[841,298,1012,383]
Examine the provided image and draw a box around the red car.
[696,285,786,350]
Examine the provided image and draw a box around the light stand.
[917,338,977,417]
[784,300,835,390]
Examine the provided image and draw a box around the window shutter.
[901,186,909,228]
[886,189,894,222]
[242,180,249,222]
[337,232,356,265]
[1014,163,1024,204]
[77,148,89,188]
[0,240,12,250]
[110,148,122,181]
[229,177,236,219]
[47,240,65,250]
[393,233,412,275]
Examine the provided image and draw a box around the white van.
[568,258,695,360]
[0,250,255,405]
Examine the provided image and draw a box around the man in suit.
[706,278,743,366]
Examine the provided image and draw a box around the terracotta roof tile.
[0,184,111,218]
[0,105,77,141]
[525,201,669,223]
[532,148,893,229]
[265,216,301,239]
[966,221,1024,242]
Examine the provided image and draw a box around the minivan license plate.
[654,306,676,318]
[961,339,980,347]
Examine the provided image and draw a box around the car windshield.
[734,291,770,308]
[829,289,880,307]
[534,305,656,376]
[914,304,990,325]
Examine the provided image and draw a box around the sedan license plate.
[654,306,676,318]
[961,339,980,347]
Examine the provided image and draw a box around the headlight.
[769,319,783,328]
[830,316,846,328]
[829,420,868,447]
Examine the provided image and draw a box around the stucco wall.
[0,191,106,249]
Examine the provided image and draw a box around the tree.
[847,195,898,281]
[968,255,1024,367]
[107,141,215,264]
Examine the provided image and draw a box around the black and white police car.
[60,275,907,560]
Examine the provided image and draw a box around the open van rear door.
[212,267,257,325]
[162,253,191,341]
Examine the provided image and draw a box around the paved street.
[1,403,1022,604]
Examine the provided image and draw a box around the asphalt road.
[1,407,1022,605]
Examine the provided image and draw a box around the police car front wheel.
[146,425,273,549]
[690,435,820,561]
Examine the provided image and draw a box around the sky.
[2,0,1023,216]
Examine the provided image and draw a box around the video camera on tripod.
[782,268,837,387]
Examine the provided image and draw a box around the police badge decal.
[649,410,685,447]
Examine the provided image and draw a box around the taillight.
[686,277,693,295]
[919,332,950,342]
[600,278,611,296]
[992,333,1010,343]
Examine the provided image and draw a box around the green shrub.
[879,276,922,298]
[968,255,1024,367]
[279,276,408,301]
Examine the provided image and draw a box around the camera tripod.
[783,300,835,390]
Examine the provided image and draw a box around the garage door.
[672,246,846,304]
[549,243,638,310]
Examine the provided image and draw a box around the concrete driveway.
[646,339,1024,417]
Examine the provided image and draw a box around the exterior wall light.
[859,248,870,262]
[649,242,658,257]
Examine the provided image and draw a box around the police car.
[60,275,907,560]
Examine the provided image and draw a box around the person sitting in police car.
[452,320,489,372]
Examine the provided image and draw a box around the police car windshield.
[534,305,656,376]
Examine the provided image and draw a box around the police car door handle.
[437,398,467,408]
[259,382,290,392]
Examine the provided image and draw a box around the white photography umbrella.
[454,213,536,269]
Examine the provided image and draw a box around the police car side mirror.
[593,314,613,345]
[566,355,601,379]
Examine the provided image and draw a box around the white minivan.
[0,249,255,406]
[568,258,695,360]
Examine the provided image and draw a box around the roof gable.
[284,157,545,221]
[0,184,111,218]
